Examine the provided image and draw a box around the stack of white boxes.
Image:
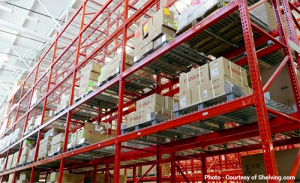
[25,117,36,134]
[37,137,52,159]
[126,94,175,128]
[30,90,41,107]
[98,54,133,85]
[11,151,19,168]
[55,94,70,114]
[48,133,65,156]
[19,139,35,165]
[79,62,102,97]
[179,57,252,109]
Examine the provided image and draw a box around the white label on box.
[147,113,151,121]
[203,90,208,98]
[180,96,186,107]
[211,68,219,77]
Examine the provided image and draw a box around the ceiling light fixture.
[0,53,9,62]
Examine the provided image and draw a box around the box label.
[163,8,170,15]
[211,68,219,77]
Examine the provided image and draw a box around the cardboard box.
[68,132,77,148]
[142,41,154,55]
[51,133,65,145]
[126,113,134,127]
[241,149,300,183]
[179,64,210,89]
[261,63,300,107]
[164,96,176,110]
[5,154,13,170]
[134,24,144,48]
[249,2,277,31]
[19,171,39,182]
[80,71,99,83]
[76,129,109,145]
[199,76,245,102]
[143,18,153,38]
[44,128,64,138]
[136,94,165,111]
[98,65,107,84]
[27,148,35,163]
[191,85,202,105]
[132,111,144,125]
[179,89,192,109]
[11,151,19,168]
[8,174,14,183]
[153,8,175,29]
[209,57,248,86]
[81,61,102,73]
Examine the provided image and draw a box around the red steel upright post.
[238,0,279,181]
[29,41,57,183]
[113,0,129,181]
[57,1,86,183]
[271,0,300,114]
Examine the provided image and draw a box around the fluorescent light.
[0,53,9,62]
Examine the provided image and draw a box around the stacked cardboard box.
[47,172,84,183]
[48,133,65,155]
[37,137,52,159]
[16,171,39,183]
[133,8,176,62]
[8,174,14,183]
[5,154,13,170]
[11,151,19,168]
[249,2,277,31]
[127,94,173,128]
[19,140,35,165]
[44,127,65,138]
[34,114,51,129]
[98,54,135,85]
[76,123,111,145]
[30,90,41,107]
[25,116,36,133]
[0,157,6,171]
[179,57,252,109]
[26,147,36,163]
[67,132,77,148]
[10,128,22,144]
[55,94,70,114]
[78,62,102,97]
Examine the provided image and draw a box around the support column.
[201,153,207,183]
[238,0,279,181]
[171,152,176,183]
[58,1,86,183]
[133,164,137,183]
[113,0,129,182]
[93,163,98,183]
[105,162,109,183]
[156,145,162,183]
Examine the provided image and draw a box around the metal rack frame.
[0,0,300,183]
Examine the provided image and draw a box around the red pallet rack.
[0,0,299,182]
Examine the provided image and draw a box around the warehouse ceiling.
[0,0,192,106]
[0,0,83,105]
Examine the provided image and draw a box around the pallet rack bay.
[0,0,300,182]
